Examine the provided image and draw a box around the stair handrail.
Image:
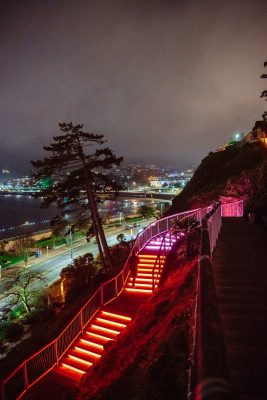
[188,202,232,400]
[221,199,244,217]
[151,208,212,293]
[152,231,168,292]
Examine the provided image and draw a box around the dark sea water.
[0,195,57,240]
[0,195,162,240]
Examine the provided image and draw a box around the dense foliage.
[32,122,123,271]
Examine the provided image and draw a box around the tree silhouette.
[260,60,267,100]
[60,253,96,301]
[3,272,45,314]
[137,204,155,219]
[32,122,123,271]
[0,240,9,255]
[12,235,35,266]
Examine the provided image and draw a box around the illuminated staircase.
[125,232,178,294]
[56,232,178,382]
[125,254,165,294]
[57,310,132,380]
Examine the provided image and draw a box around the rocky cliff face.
[169,141,267,214]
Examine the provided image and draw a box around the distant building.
[243,113,267,144]
[149,172,192,189]
[215,114,267,152]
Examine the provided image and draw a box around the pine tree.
[32,122,123,271]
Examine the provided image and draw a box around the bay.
[0,195,163,240]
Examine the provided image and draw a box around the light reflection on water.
[0,195,163,239]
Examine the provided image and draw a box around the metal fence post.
[1,383,6,400]
[23,363,29,390]
[100,285,104,305]
[55,340,59,367]
[80,311,84,334]
[115,277,118,296]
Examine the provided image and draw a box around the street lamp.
[66,225,74,259]
[69,228,73,259]
[160,202,163,217]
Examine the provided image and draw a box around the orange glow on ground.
[85,331,112,341]
[137,268,159,273]
[95,318,127,328]
[61,363,85,374]
[101,311,132,321]
[132,283,153,288]
[138,263,161,267]
[125,288,152,293]
[68,355,93,366]
[91,324,120,335]
[74,347,101,358]
[129,278,158,283]
[79,339,104,350]
[139,255,166,259]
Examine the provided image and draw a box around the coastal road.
[0,220,152,311]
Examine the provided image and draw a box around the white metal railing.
[188,199,244,400]
[1,207,207,400]
[221,200,244,217]
[207,199,244,255]
[207,205,222,255]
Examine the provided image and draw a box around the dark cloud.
[0,0,266,172]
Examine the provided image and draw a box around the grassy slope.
[169,142,267,213]
[77,257,197,400]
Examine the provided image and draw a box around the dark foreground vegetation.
[77,256,198,400]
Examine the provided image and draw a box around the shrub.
[0,322,24,343]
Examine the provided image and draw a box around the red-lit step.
[128,277,158,283]
[77,338,104,352]
[57,311,132,381]
[125,287,153,294]
[101,311,132,322]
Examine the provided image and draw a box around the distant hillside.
[169,141,267,214]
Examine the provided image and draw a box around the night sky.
[0,0,266,173]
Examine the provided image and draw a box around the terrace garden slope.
[169,141,267,214]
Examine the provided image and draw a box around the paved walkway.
[212,218,267,400]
